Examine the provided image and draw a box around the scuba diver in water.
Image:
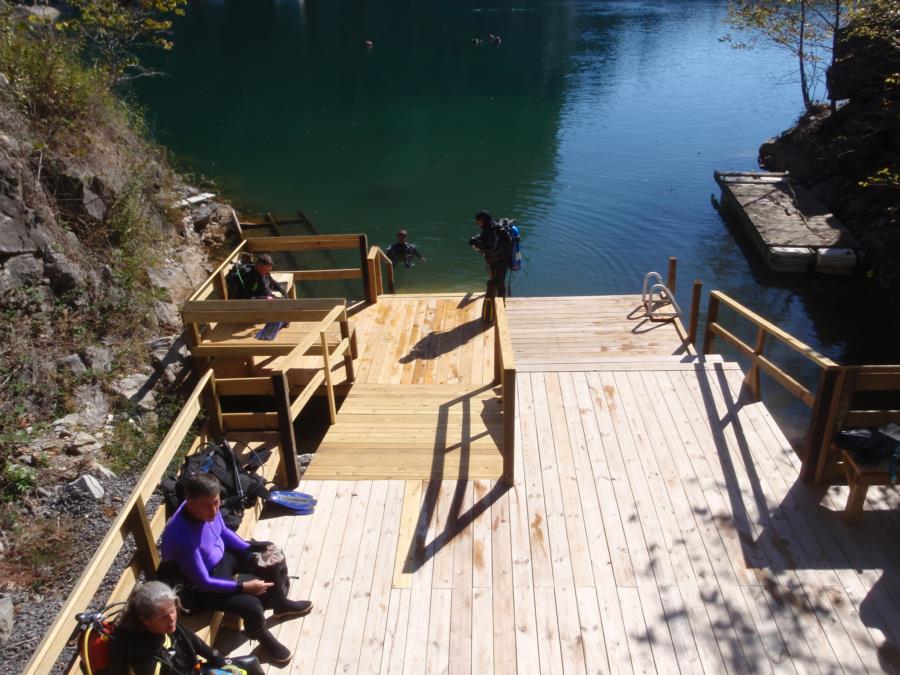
[386,230,426,268]
[469,210,512,323]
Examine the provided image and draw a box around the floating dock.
[714,171,861,274]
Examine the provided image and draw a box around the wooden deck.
[225,293,900,674]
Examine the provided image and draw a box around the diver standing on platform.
[469,209,512,323]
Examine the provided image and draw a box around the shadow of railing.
[689,362,900,673]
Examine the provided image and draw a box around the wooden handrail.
[191,233,373,303]
[23,372,215,675]
[365,246,395,302]
[494,300,516,485]
[187,240,247,302]
[704,290,837,369]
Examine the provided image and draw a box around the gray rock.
[0,596,12,646]
[111,373,157,411]
[52,413,81,430]
[2,253,43,288]
[0,73,8,90]
[12,5,61,23]
[83,345,113,373]
[85,460,116,480]
[148,335,190,384]
[154,300,181,330]
[67,474,104,500]
[44,251,83,292]
[73,385,109,428]
[298,453,314,466]
[36,486,55,499]
[190,204,214,228]
[57,353,87,376]
[140,412,159,429]
[0,212,50,257]
[64,431,100,455]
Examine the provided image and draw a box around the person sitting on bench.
[113,580,264,675]
[157,474,311,665]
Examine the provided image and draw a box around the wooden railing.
[701,290,842,482]
[494,300,516,485]
[181,298,355,425]
[22,368,311,675]
[189,234,373,303]
[365,245,395,303]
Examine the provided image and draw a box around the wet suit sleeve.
[221,522,251,555]
[181,547,242,593]
[411,244,423,259]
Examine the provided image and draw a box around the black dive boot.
[272,599,313,620]
[248,627,292,665]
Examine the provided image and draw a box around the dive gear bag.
[160,439,270,530]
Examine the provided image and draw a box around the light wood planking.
[231,292,897,675]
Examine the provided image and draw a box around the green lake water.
[136,0,896,441]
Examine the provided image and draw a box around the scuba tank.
[508,223,522,271]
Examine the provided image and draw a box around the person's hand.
[242,579,273,596]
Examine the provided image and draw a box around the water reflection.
[135,0,898,439]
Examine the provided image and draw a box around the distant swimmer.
[472,37,482,46]
[488,33,502,45]
[364,40,373,49]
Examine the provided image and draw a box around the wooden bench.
[816,365,900,521]
[841,449,896,522]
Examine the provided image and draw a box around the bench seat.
[841,448,896,522]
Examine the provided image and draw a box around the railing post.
[687,280,702,347]
[214,270,228,299]
[502,368,516,486]
[493,322,502,384]
[126,495,160,574]
[385,257,395,293]
[203,372,225,438]
[745,327,766,401]
[667,256,677,294]
[359,234,371,301]
[802,366,844,483]
[321,332,337,423]
[339,309,356,382]
[702,292,720,355]
[271,371,300,489]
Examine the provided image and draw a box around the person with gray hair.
[113,580,264,674]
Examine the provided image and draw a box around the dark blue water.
[136,0,894,440]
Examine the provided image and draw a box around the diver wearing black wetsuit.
[469,210,510,322]
[386,230,425,268]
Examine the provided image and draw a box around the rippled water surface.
[137,0,896,439]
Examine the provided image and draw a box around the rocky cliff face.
[758,21,900,322]
[0,69,238,665]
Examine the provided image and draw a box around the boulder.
[12,5,61,23]
[83,345,113,373]
[84,460,116,481]
[154,300,182,331]
[57,353,87,376]
[73,384,109,428]
[67,474,104,500]
[111,373,157,411]
[1,253,43,289]
[44,251,83,292]
[64,431,101,456]
[148,335,191,384]
[0,596,12,647]
[0,73,8,90]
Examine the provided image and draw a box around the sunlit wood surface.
[232,293,900,674]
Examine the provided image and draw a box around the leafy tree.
[724,0,860,111]
[58,0,187,84]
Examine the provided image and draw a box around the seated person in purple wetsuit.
[158,474,311,665]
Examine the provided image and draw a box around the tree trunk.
[830,0,841,113]
[799,0,812,110]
